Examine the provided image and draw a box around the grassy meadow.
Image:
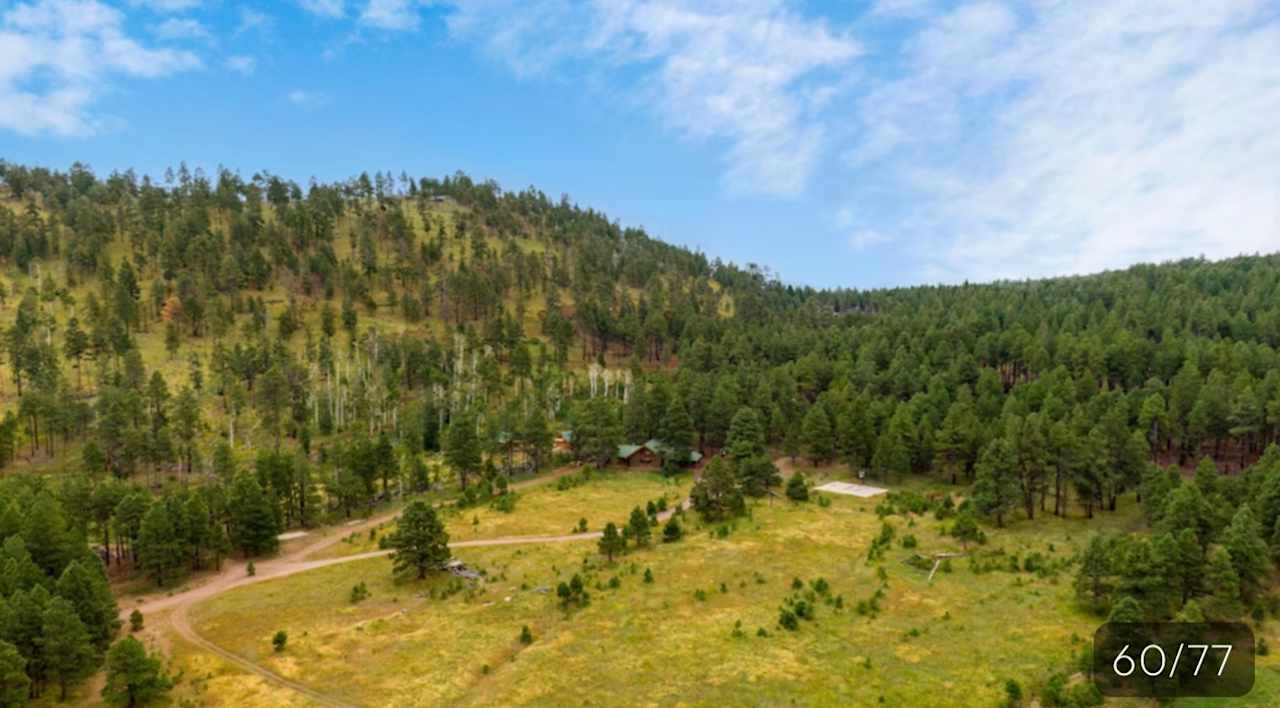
[179,469,1280,707]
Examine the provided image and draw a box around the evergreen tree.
[137,505,183,587]
[1108,595,1144,622]
[1075,534,1113,609]
[0,641,29,708]
[1222,505,1269,596]
[737,454,781,497]
[572,398,622,467]
[40,597,96,700]
[973,438,1019,527]
[725,407,766,461]
[690,457,745,522]
[444,414,482,490]
[628,507,651,548]
[55,560,121,650]
[1204,547,1243,619]
[658,393,695,464]
[800,405,834,466]
[599,522,625,561]
[386,501,450,579]
[785,472,809,502]
[102,636,172,707]
[227,475,280,557]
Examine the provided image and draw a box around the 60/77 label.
[1093,623,1254,697]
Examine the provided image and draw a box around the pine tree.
[785,472,809,502]
[658,393,695,464]
[40,597,97,700]
[973,438,1019,527]
[690,457,745,522]
[227,475,280,557]
[800,405,834,466]
[1075,534,1113,609]
[1108,595,1144,622]
[737,455,781,497]
[628,507,651,548]
[55,560,121,650]
[598,522,624,562]
[662,516,683,543]
[1205,546,1243,619]
[725,407,766,461]
[102,636,172,707]
[386,501,450,579]
[1222,505,1269,596]
[0,641,29,707]
[171,386,201,476]
[137,505,183,587]
[444,414,482,490]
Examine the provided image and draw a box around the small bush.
[129,610,144,632]
[663,517,684,543]
[272,630,288,653]
[519,625,533,645]
[246,561,256,577]
[350,581,370,604]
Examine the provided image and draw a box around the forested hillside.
[2,160,1280,701]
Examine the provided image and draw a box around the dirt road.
[121,465,689,707]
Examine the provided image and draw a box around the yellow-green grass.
[315,469,689,559]
[189,488,1220,707]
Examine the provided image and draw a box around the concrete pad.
[815,481,889,498]
[277,531,310,541]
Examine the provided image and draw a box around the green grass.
[190,486,1205,706]
[316,468,689,559]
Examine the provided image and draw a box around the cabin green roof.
[617,444,644,459]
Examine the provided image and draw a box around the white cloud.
[442,0,860,198]
[869,0,934,18]
[236,7,271,35]
[128,0,203,11]
[151,17,213,43]
[0,0,200,137]
[287,89,329,106]
[225,54,256,75]
[849,0,1280,282]
[360,0,422,31]
[298,0,344,18]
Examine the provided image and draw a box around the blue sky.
[1,0,1278,288]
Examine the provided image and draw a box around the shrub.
[129,609,144,632]
[272,631,288,653]
[350,581,370,604]
[491,492,519,513]
[778,608,799,631]
[519,625,533,645]
[662,517,683,543]
[786,473,809,502]
[246,561,256,577]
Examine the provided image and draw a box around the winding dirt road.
[120,466,690,707]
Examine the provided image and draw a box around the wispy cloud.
[298,0,344,18]
[128,0,202,11]
[0,0,201,137]
[151,17,213,43]
[236,6,271,36]
[359,0,422,31]
[286,89,330,106]
[442,0,860,198]
[225,54,256,75]
[851,0,1280,282]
